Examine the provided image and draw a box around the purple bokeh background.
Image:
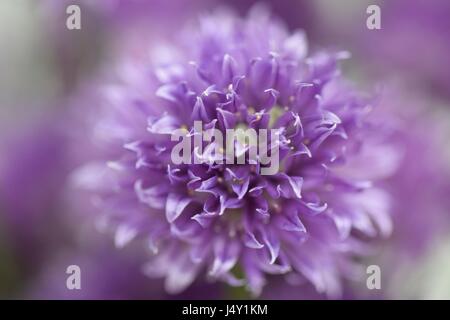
[1,0,450,299]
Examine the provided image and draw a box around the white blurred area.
[387,235,450,299]
[0,0,60,125]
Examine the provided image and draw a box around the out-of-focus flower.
[40,0,210,91]
[262,85,450,299]
[372,0,450,99]
[368,87,450,298]
[73,6,400,297]
[0,113,221,299]
[28,232,222,300]
[382,106,450,257]
[220,0,318,31]
[0,118,70,268]
[0,115,75,298]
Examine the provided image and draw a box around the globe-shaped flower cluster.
[75,8,395,296]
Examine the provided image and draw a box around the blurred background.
[1,0,450,299]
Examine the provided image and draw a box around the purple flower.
[74,7,398,297]
[261,85,450,299]
[27,233,222,300]
[351,0,450,99]
[0,114,221,298]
